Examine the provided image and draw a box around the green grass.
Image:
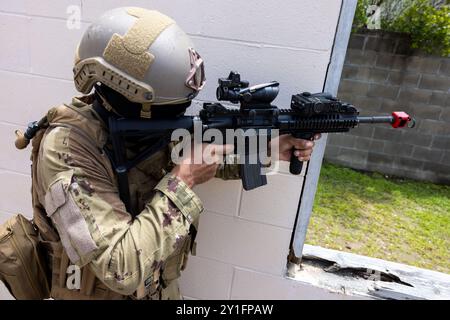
[306,162,450,274]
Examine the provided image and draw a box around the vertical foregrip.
[289,132,315,175]
[289,152,304,175]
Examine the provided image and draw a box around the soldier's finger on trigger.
[292,138,314,150]
[294,149,312,157]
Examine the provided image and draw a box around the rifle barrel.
[357,116,393,124]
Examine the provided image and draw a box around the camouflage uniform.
[31,95,240,299]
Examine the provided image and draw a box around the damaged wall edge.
[291,0,357,259]
[287,244,450,300]
[286,3,450,299]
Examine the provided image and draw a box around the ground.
[306,162,450,274]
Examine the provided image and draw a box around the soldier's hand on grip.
[172,143,234,188]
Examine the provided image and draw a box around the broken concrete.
[288,244,450,300]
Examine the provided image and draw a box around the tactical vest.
[29,98,190,300]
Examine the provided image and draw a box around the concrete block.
[408,103,442,120]
[341,65,363,80]
[195,211,291,276]
[375,54,408,70]
[0,123,32,174]
[373,127,403,142]
[26,0,82,19]
[342,66,388,83]
[375,54,400,70]
[354,136,372,150]
[239,173,303,229]
[28,76,77,120]
[401,56,425,72]
[365,162,397,176]
[375,54,439,73]
[345,49,377,67]
[179,256,233,300]
[29,17,88,80]
[367,151,394,167]
[324,145,340,158]
[0,1,27,14]
[369,138,386,151]
[387,71,420,87]
[398,88,432,104]
[336,147,368,165]
[80,0,177,24]
[401,167,441,182]
[354,136,385,151]
[230,268,354,300]
[349,96,382,114]
[432,135,450,150]
[338,80,369,96]
[440,108,450,122]
[0,170,32,216]
[0,71,76,125]
[419,119,450,135]
[367,84,400,100]
[350,124,374,138]
[0,212,14,225]
[400,132,433,148]
[193,37,330,107]
[439,151,450,165]
[439,60,450,77]
[429,92,449,106]
[368,68,389,82]
[417,57,443,74]
[0,283,14,300]
[394,38,413,55]
[193,178,242,217]
[348,34,366,50]
[272,160,301,176]
[0,71,32,125]
[383,142,414,157]
[81,0,341,52]
[0,14,31,73]
[379,99,401,113]
[418,75,450,92]
[365,36,396,53]
[394,157,425,171]
[412,146,444,162]
[423,162,450,178]
[327,133,356,148]
[197,0,341,51]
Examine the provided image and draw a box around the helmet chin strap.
[140,103,152,119]
[94,83,191,120]
[94,83,142,118]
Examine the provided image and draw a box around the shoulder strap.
[14,109,54,150]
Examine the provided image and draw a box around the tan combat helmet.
[73,7,205,118]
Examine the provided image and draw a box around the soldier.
[18,7,319,299]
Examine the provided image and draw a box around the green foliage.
[353,0,370,31]
[387,1,450,56]
[306,162,450,273]
[353,0,450,56]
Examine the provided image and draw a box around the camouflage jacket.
[32,95,240,299]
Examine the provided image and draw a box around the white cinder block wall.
[0,0,343,300]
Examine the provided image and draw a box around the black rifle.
[104,71,414,216]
